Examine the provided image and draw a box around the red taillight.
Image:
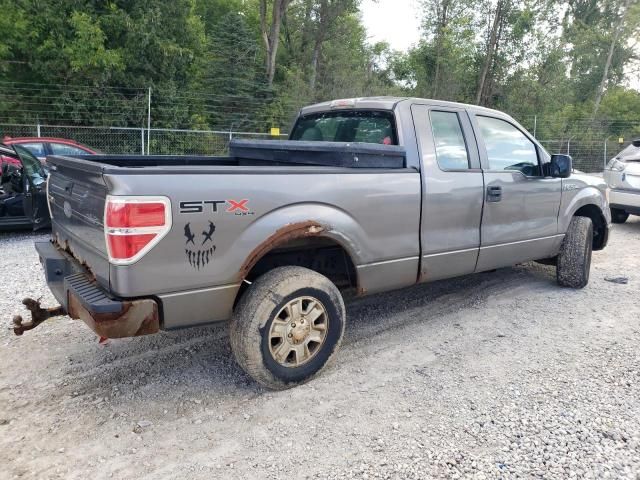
[106,202,166,228]
[105,196,171,265]
[107,234,158,259]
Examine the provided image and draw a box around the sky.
[361,0,638,91]
[361,0,422,52]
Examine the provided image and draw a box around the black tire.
[229,266,346,390]
[557,216,593,289]
[611,208,629,224]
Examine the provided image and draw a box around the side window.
[429,111,470,170]
[16,142,46,157]
[50,143,88,156]
[477,116,540,176]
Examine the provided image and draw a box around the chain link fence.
[1,122,636,172]
[538,139,634,172]
[0,124,288,156]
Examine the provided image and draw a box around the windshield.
[616,143,640,162]
[291,111,398,145]
[12,144,47,187]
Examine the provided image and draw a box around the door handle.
[487,185,502,202]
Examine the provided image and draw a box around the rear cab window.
[290,111,398,146]
[429,111,471,170]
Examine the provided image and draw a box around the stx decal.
[180,199,255,216]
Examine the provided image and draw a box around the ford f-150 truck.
[13,97,611,390]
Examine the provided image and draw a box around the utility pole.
[604,136,612,170]
[147,87,152,155]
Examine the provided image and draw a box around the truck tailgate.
[47,158,110,288]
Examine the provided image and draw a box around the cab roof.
[299,96,513,120]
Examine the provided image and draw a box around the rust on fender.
[239,221,326,280]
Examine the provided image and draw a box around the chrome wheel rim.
[268,296,329,368]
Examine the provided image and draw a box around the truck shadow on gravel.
[613,217,640,232]
[59,262,558,403]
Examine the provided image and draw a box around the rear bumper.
[35,241,160,338]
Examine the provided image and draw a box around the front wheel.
[230,266,346,390]
[557,216,593,289]
[611,208,629,224]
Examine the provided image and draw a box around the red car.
[2,136,97,162]
[0,136,97,182]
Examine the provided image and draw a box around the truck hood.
[569,172,607,193]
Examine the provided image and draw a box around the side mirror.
[633,139,640,148]
[548,154,572,178]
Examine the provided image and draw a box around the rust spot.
[52,236,97,282]
[61,242,97,281]
[240,221,326,279]
[67,293,159,339]
[12,298,65,335]
[356,286,367,296]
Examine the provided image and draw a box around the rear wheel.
[557,216,593,289]
[230,266,346,390]
[611,207,629,224]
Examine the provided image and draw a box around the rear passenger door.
[412,105,485,282]
[12,145,50,229]
[471,114,562,271]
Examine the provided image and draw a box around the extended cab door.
[412,104,485,282]
[470,114,562,271]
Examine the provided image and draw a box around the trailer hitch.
[12,298,65,336]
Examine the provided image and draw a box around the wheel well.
[235,237,358,307]
[574,204,607,251]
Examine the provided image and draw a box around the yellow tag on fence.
[270,127,281,137]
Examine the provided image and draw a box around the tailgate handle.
[62,180,74,194]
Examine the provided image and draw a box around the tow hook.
[12,298,65,336]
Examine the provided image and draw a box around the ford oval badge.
[63,201,72,219]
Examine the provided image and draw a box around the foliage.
[0,0,637,147]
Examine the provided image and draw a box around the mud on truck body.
[13,97,611,389]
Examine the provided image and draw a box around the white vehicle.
[604,139,640,224]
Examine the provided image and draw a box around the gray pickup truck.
[14,97,611,389]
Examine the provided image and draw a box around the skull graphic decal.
[184,222,217,270]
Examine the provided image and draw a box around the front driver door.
[13,145,50,230]
[471,114,562,271]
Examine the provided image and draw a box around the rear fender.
[234,203,365,283]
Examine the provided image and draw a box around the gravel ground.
[1,220,639,480]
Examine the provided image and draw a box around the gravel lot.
[1,220,639,480]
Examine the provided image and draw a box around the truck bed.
[59,139,407,171]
